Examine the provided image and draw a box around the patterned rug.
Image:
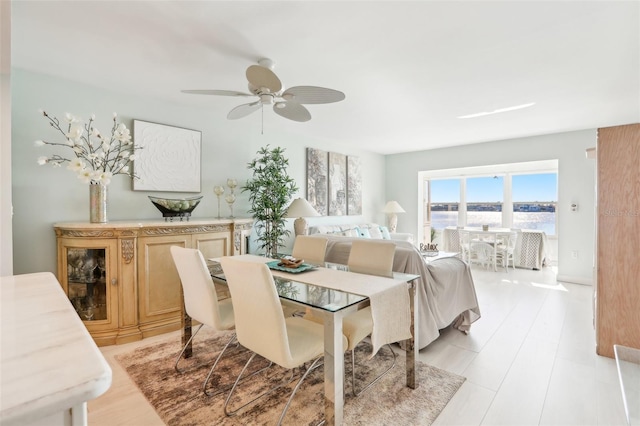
[116,329,465,425]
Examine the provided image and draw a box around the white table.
[459,228,513,271]
[443,226,547,269]
[0,272,112,426]
[209,255,419,426]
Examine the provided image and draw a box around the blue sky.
[430,173,557,203]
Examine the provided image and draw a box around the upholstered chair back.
[219,258,294,368]
[347,240,395,277]
[170,246,232,330]
[292,235,328,265]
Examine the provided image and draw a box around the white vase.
[89,184,108,223]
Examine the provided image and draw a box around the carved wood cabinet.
[55,218,253,346]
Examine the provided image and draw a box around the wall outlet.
[571,250,579,259]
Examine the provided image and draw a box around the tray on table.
[266,260,316,274]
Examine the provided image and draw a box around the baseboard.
[556,274,593,286]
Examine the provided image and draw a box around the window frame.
[419,160,558,244]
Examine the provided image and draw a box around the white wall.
[11,69,386,275]
[1,1,12,276]
[11,70,602,284]
[386,130,597,284]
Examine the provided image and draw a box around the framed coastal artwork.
[133,120,201,192]
[347,155,362,215]
[306,148,329,216]
[328,152,347,216]
[307,148,362,217]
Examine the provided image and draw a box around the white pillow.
[342,228,359,237]
[368,226,383,239]
[312,225,335,234]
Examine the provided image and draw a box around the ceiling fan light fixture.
[275,102,287,109]
[260,94,274,104]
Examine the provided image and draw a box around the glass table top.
[208,259,417,313]
[211,273,367,313]
[209,261,367,313]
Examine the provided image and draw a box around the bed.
[318,235,481,349]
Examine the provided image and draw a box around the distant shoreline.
[431,201,556,212]
[431,211,556,235]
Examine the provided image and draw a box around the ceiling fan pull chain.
[261,104,264,135]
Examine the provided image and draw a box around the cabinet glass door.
[66,248,108,321]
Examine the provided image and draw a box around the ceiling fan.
[181,58,345,123]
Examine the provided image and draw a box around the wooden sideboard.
[54,218,253,346]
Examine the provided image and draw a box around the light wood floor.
[88,265,628,425]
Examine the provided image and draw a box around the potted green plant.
[243,146,298,257]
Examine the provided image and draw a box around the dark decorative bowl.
[148,196,203,221]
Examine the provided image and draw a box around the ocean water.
[431,211,556,235]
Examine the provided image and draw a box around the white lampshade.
[285,198,321,218]
[285,198,320,236]
[382,201,406,214]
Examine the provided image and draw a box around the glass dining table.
[188,255,420,426]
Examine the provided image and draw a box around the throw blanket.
[287,266,412,357]
[323,237,481,349]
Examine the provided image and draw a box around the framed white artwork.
[328,152,347,216]
[347,155,362,215]
[133,120,201,192]
[306,148,329,216]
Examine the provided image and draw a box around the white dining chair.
[344,239,397,396]
[459,230,472,263]
[348,239,395,278]
[495,231,518,271]
[170,246,236,396]
[470,241,493,269]
[291,235,328,265]
[219,257,345,425]
[290,235,329,317]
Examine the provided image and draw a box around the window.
[429,179,460,230]
[420,160,558,242]
[465,176,503,228]
[512,173,557,234]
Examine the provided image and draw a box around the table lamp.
[382,200,405,232]
[285,198,321,236]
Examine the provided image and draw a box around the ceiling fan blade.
[228,102,261,120]
[281,86,345,104]
[246,65,282,93]
[273,102,311,122]
[181,89,253,97]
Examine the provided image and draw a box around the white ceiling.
[11,1,640,155]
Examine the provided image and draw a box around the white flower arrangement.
[35,110,138,185]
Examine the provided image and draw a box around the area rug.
[116,329,465,425]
